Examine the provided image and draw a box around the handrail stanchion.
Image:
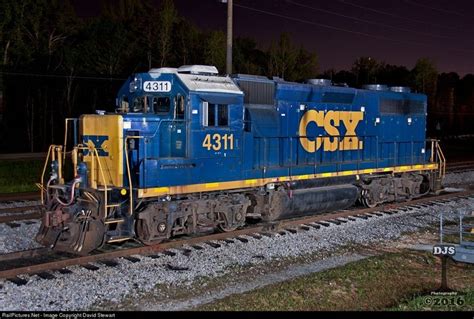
[125,136,144,216]
[56,146,63,184]
[40,145,54,205]
[93,148,108,219]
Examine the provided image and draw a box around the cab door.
[158,94,186,158]
[191,95,244,182]
[199,101,238,158]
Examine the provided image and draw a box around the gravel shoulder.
[140,253,371,311]
[196,250,474,311]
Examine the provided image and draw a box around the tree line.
[0,0,472,152]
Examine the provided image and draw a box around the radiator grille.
[238,81,275,105]
[380,98,425,115]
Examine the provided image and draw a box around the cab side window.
[217,104,228,126]
[207,103,215,126]
[153,96,170,113]
[176,95,185,119]
[133,96,145,112]
[120,96,129,112]
[202,102,229,127]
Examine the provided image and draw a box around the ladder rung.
[106,204,121,208]
[104,219,125,225]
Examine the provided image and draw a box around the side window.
[153,96,170,113]
[202,102,229,127]
[244,108,251,132]
[208,104,216,126]
[202,102,209,126]
[176,95,185,119]
[217,104,228,126]
[120,96,129,112]
[133,96,145,112]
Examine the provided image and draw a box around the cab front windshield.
[120,94,185,119]
[132,95,171,114]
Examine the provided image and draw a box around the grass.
[393,289,474,311]
[196,250,474,311]
[0,159,44,193]
[91,244,357,311]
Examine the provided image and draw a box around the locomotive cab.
[36,65,248,254]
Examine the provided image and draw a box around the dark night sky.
[74,0,474,75]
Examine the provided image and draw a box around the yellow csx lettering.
[298,110,364,152]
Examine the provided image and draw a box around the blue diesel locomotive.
[36,65,445,254]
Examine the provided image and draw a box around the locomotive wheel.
[75,219,106,254]
[136,219,149,242]
[361,189,377,208]
[217,211,244,232]
[135,218,167,245]
[136,218,156,245]
[217,223,238,232]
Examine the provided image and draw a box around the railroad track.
[0,152,46,161]
[446,161,474,173]
[0,192,41,223]
[1,189,473,284]
[0,205,41,224]
[0,192,40,202]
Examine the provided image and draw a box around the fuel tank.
[266,183,359,220]
[287,184,359,216]
[286,176,357,189]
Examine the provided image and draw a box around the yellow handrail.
[124,136,144,216]
[39,142,111,218]
[428,139,446,179]
[39,145,64,205]
[72,147,78,178]
[92,148,109,218]
[436,141,446,178]
[56,146,63,184]
[63,118,78,161]
[74,145,109,217]
[40,145,54,205]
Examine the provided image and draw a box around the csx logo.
[83,135,109,156]
[298,110,364,153]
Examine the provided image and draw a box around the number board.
[143,81,172,92]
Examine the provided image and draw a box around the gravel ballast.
[0,170,473,311]
[1,196,473,311]
[0,220,42,254]
[443,171,474,186]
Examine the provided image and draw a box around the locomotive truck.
[36,65,446,254]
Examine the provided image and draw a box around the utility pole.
[224,0,233,74]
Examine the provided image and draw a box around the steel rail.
[0,192,40,202]
[0,205,41,223]
[1,189,473,279]
[0,205,40,214]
